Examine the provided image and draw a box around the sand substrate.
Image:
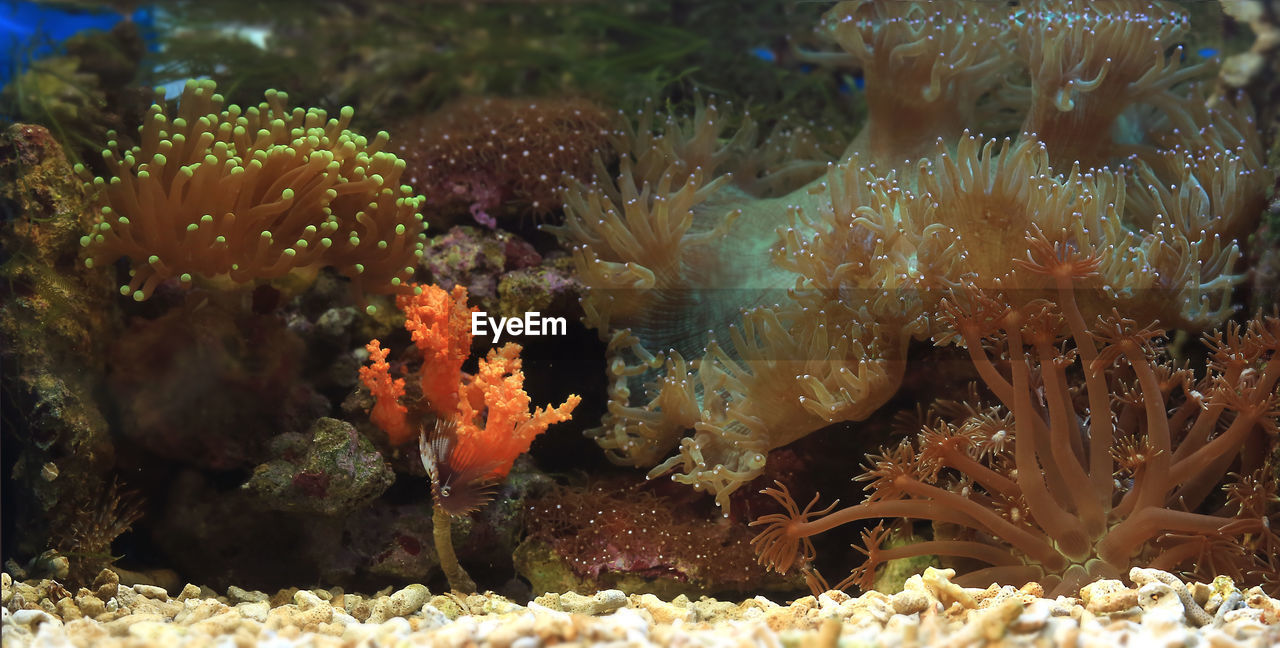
[4,566,1279,647]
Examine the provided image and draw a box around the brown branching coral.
[751,232,1280,597]
[554,0,1273,510]
[77,79,427,302]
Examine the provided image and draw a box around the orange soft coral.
[400,284,475,416]
[455,343,581,481]
[358,284,475,444]
[358,340,412,444]
[362,283,580,595]
[360,284,580,488]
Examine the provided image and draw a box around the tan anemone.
[1016,0,1206,168]
[822,0,1015,164]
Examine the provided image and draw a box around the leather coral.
[554,0,1272,510]
[751,233,1280,596]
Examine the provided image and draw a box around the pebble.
[1081,578,1139,614]
[366,584,428,623]
[91,570,119,603]
[890,588,930,615]
[72,593,104,619]
[226,585,268,604]
[235,601,270,623]
[538,589,629,616]
[9,608,59,627]
[2,568,1278,647]
[132,585,168,601]
[175,584,201,602]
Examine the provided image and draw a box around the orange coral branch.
[398,284,475,415]
[454,343,581,481]
[362,283,580,494]
[358,340,412,445]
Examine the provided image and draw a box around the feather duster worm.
[553,0,1272,510]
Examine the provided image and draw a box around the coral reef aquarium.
[3,0,1280,645]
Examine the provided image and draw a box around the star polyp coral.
[392,96,619,226]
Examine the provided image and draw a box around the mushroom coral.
[553,0,1272,509]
